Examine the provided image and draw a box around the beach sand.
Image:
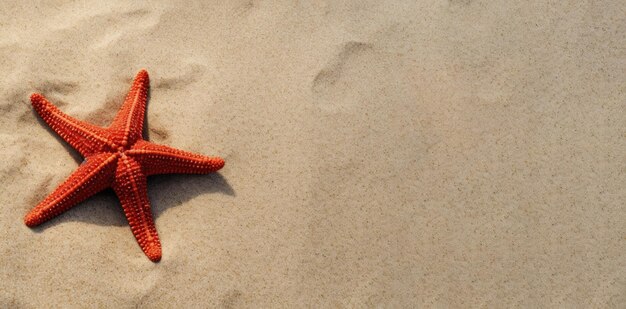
[1,1,625,307]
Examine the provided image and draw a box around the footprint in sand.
[312,41,373,93]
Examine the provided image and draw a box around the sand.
[0,0,625,307]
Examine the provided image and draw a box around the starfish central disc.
[25,69,225,262]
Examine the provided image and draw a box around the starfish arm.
[24,153,118,227]
[30,94,116,157]
[127,140,225,176]
[110,70,149,147]
[113,154,162,262]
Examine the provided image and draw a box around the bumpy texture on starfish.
[25,69,225,262]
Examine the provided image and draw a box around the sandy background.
[0,0,625,307]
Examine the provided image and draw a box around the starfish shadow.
[30,172,234,230]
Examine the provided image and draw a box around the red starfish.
[25,69,225,262]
